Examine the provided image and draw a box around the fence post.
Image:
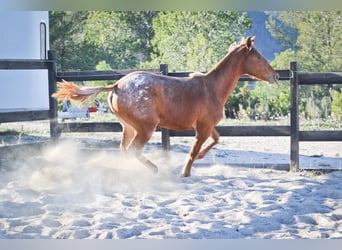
[160,64,171,151]
[48,50,60,140]
[290,61,299,171]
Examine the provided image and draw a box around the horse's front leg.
[182,130,211,177]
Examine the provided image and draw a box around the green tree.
[270,11,342,72]
[49,11,91,71]
[265,12,298,51]
[86,61,114,103]
[50,11,157,71]
[141,11,252,72]
[331,90,342,121]
[268,11,342,119]
[84,11,157,69]
[186,33,214,72]
[224,82,251,119]
[295,12,342,72]
[248,82,290,120]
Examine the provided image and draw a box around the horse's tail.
[52,80,117,103]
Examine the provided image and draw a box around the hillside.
[246,11,282,61]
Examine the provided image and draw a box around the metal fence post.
[160,64,171,151]
[290,61,299,171]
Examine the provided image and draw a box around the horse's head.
[241,36,279,84]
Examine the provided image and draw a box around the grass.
[300,118,341,131]
[218,117,289,126]
[218,116,341,131]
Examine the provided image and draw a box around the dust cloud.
[8,141,184,202]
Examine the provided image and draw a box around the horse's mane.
[228,37,248,53]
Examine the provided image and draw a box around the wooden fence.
[1,50,342,171]
[0,52,56,123]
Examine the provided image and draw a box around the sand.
[0,133,341,239]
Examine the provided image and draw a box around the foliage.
[50,11,157,71]
[141,11,252,72]
[266,13,298,51]
[270,11,342,74]
[224,81,291,121]
[49,11,90,71]
[50,11,251,73]
[49,11,342,122]
[331,90,342,121]
[86,61,115,104]
[224,82,248,119]
[266,11,342,120]
[84,11,157,70]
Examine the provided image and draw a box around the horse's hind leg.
[195,128,219,160]
[127,125,158,174]
[135,153,158,174]
[120,122,135,152]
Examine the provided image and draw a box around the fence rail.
[0,57,56,123]
[57,69,160,82]
[298,72,342,85]
[0,59,53,70]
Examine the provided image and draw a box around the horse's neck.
[206,49,244,106]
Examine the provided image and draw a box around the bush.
[331,90,342,121]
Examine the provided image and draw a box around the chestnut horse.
[52,36,278,177]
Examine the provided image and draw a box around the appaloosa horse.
[53,36,278,177]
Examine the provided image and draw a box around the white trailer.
[0,11,49,121]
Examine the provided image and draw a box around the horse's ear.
[246,36,256,50]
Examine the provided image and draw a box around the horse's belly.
[158,112,197,130]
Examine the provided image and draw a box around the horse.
[52,36,279,177]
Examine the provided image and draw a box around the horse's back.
[112,70,211,130]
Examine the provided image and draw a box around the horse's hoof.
[181,172,190,177]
